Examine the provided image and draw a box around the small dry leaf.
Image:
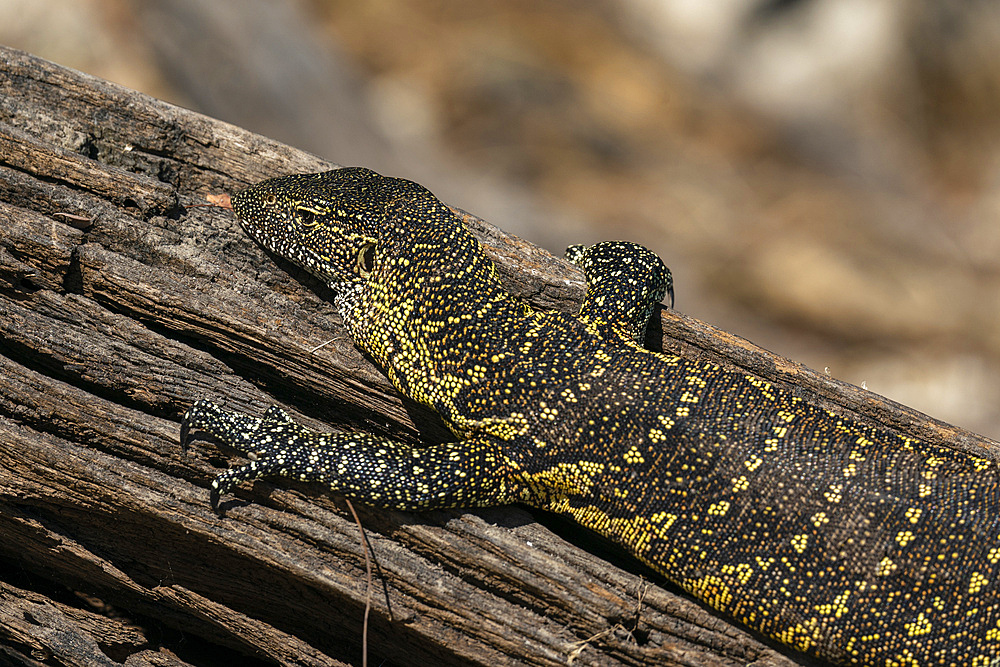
[53,212,94,229]
[206,193,232,209]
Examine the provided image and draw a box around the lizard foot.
[181,399,322,502]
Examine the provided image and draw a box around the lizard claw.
[180,399,219,453]
[209,458,280,508]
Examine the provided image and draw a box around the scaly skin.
[183,167,1000,665]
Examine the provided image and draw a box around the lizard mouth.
[263,242,348,288]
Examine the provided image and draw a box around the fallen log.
[1,46,995,667]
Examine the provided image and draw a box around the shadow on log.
[0,47,995,667]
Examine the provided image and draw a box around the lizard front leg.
[182,400,515,511]
[565,241,673,344]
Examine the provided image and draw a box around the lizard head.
[230,167,423,288]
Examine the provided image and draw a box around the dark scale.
[183,167,1000,665]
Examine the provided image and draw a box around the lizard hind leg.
[566,241,673,344]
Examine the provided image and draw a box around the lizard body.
[183,168,1000,665]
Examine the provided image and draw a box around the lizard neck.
[342,205,527,416]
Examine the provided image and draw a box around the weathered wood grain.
[0,46,994,667]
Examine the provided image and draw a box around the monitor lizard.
[182,167,1000,665]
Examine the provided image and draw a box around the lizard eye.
[264,193,277,205]
[357,242,377,277]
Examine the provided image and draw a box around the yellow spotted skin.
[183,168,1000,666]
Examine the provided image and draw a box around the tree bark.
[0,46,995,667]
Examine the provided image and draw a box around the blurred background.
[2,0,999,439]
